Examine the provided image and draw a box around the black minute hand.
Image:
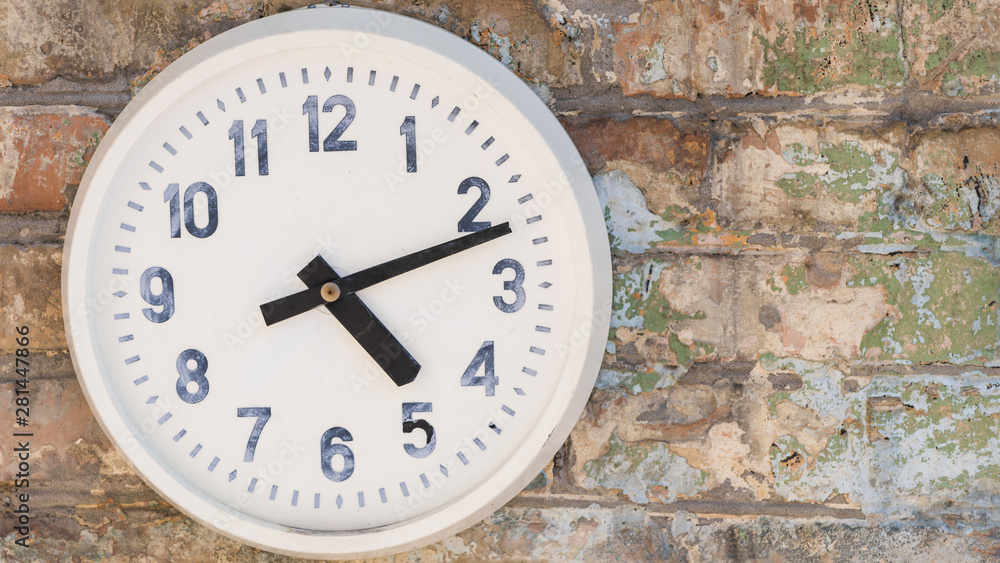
[260,222,512,326]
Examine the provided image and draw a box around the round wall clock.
[63,4,610,559]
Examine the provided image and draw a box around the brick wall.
[3,0,1000,560]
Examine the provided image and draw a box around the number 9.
[140,266,175,323]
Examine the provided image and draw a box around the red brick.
[562,117,709,176]
[0,109,108,213]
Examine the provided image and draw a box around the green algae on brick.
[919,173,978,230]
[914,0,956,22]
[668,333,715,367]
[758,3,905,94]
[849,252,1000,364]
[786,264,809,295]
[771,425,865,502]
[765,264,809,295]
[583,432,708,503]
[776,172,817,198]
[936,46,1000,96]
[611,261,715,366]
[866,376,1000,495]
[596,367,681,395]
[925,34,957,72]
[612,261,706,334]
[764,359,861,503]
[775,142,901,204]
[768,392,792,418]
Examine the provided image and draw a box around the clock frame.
[63,5,611,558]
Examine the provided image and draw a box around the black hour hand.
[296,256,420,387]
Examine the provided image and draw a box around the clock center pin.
[321,282,341,302]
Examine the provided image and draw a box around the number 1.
[400,115,416,173]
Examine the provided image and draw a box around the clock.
[62,4,611,559]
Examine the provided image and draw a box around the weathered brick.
[0,377,113,482]
[608,254,889,366]
[4,509,997,561]
[4,0,1000,559]
[0,0,587,95]
[0,107,108,213]
[849,251,1000,365]
[905,0,1000,97]
[574,361,846,504]
[712,119,906,234]
[0,245,64,351]
[563,117,709,176]
[906,127,1000,234]
[0,0,255,86]
[610,0,905,99]
[574,354,1000,519]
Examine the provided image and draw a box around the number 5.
[402,402,436,458]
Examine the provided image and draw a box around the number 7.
[237,407,272,462]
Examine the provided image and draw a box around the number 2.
[457,177,490,232]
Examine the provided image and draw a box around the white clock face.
[64,6,609,558]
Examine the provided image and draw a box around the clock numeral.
[402,402,436,459]
[229,119,269,176]
[175,348,210,404]
[457,177,491,232]
[140,266,175,323]
[237,407,271,463]
[320,426,355,482]
[461,341,497,396]
[400,115,416,173]
[303,94,358,153]
[164,182,219,239]
[493,259,526,313]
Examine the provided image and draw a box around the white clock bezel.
[63,6,611,559]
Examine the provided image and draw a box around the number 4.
[461,341,497,396]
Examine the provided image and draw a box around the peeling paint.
[595,170,677,254]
